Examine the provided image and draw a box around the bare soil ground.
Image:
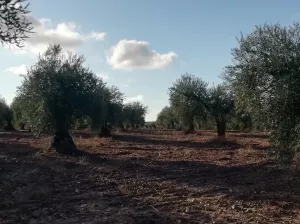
[0,129,300,224]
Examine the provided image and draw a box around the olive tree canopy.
[16,44,101,153]
[169,73,234,137]
[224,23,300,163]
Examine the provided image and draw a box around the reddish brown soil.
[0,129,300,224]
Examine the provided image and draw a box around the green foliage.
[86,79,109,130]
[207,84,234,136]
[156,106,179,129]
[10,44,149,138]
[169,73,208,131]
[168,73,234,136]
[72,85,127,130]
[16,45,101,134]
[123,102,148,128]
[11,44,150,152]
[0,98,7,128]
[225,109,253,131]
[104,86,124,127]
[72,116,91,130]
[225,23,300,164]
[10,95,27,129]
[0,97,14,130]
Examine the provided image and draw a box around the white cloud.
[87,32,106,41]
[106,39,177,70]
[5,14,106,55]
[96,73,109,81]
[124,94,144,104]
[5,64,27,75]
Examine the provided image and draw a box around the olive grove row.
[156,23,300,165]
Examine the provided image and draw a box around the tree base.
[217,134,226,139]
[19,123,25,130]
[118,125,125,132]
[98,126,111,138]
[183,129,195,135]
[216,122,226,139]
[217,130,226,139]
[49,132,77,154]
[3,122,15,131]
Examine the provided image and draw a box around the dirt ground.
[0,129,300,224]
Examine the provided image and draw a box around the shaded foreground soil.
[0,129,300,223]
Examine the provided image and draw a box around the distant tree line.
[156,74,254,136]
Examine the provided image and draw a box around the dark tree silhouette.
[0,98,15,131]
[0,0,33,47]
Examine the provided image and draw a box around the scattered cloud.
[106,39,177,70]
[5,64,27,75]
[124,94,144,103]
[5,14,106,55]
[87,32,106,41]
[96,73,109,81]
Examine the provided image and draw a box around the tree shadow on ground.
[249,144,271,150]
[72,131,95,139]
[128,129,181,136]
[82,153,300,206]
[113,134,242,150]
[0,142,39,157]
[0,130,35,140]
[229,133,268,139]
[0,149,213,224]
[1,131,298,223]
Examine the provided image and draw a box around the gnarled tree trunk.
[19,122,25,130]
[49,120,76,154]
[183,122,194,135]
[49,131,77,154]
[98,125,111,138]
[118,124,125,132]
[216,120,226,138]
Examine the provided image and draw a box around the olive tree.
[156,106,179,129]
[0,97,14,130]
[104,86,124,128]
[0,0,33,47]
[10,95,26,129]
[224,23,300,164]
[169,74,208,132]
[17,44,101,153]
[169,74,234,137]
[90,85,124,137]
[122,102,148,128]
[207,84,234,137]
[87,80,108,130]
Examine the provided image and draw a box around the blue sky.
[1,0,300,121]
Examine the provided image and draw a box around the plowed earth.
[0,129,300,224]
